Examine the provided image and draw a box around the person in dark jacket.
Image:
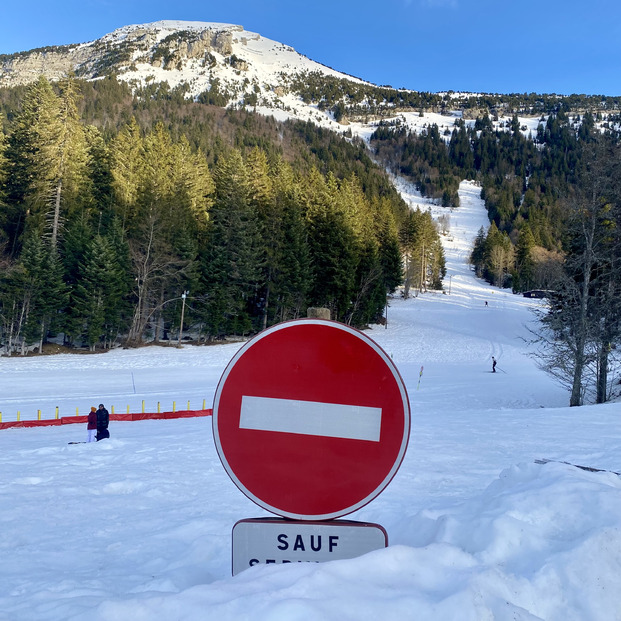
[492,357,497,373]
[87,406,98,443]
[96,403,110,441]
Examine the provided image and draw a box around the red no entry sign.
[212,319,410,520]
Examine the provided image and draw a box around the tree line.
[370,108,620,293]
[0,76,447,354]
[285,71,621,124]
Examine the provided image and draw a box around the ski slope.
[1,181,621,621]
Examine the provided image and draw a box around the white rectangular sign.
[239,396,382,442]
[232,518,388,575]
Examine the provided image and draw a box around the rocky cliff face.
[150,29,235,69]
[1,47,84,86]
[0,22,242,87]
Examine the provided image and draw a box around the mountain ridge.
[3,19,620,140]
[0,20,370,88]
[0,20,373,133]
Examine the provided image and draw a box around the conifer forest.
[1,73,620,407]
[0,76,416,353]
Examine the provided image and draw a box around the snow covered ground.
[1,181,621,621]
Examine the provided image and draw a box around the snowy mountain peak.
[0,19,370,133]
[108,19,245,36]
[95,20,248,53]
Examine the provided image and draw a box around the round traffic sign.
[212,319,410,520]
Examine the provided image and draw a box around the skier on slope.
[492,357,497,373]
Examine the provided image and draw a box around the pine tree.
[267,161,313,323]
[36,247,68,350]
[336,175,388,325]
[170,135,214,233]
[5,76,91,251]
[485,222,514,288]
[448,125,474,177]
[4,77,63,252]
[513,225,536,292]
[470,226,488,278]
[48,77,92,248]
[400,208,443,295]
[110,117,145,231]
[375,198,403,295]
[3,230,67,354]
[245,147,274,217]
[200,149,263,338]
[277,188,312,321]
[70,234,129,350]
[348,239,386,325]
[249,154,293,329]
[106,217,133,339]
[61,213,94,344]
[427,235,447,290]
[83,124,114,225]
[303,169,356,320]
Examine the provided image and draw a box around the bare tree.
[534,140,621,406]
[126,210,190,345]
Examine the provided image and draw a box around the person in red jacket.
[87,407,98,443]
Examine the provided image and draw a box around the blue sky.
[2,0,620,96]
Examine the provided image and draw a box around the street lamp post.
[178,291,188,347]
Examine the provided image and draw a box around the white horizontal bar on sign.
[239,396,382,442]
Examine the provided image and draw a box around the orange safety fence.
[0,409,213,431]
